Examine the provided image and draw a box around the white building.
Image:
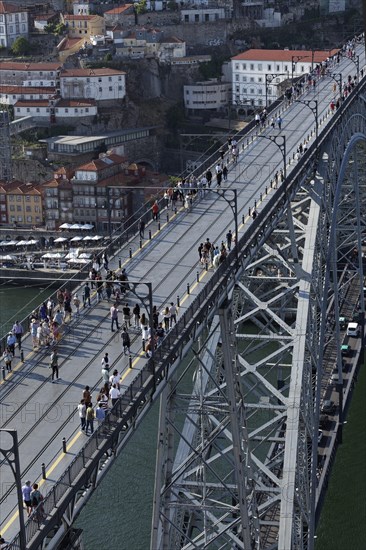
[14,98,97,119]
[60,68,126,101]
[231,48,338,107]
[184,79,231,111]
[0,85,56,105]
[0,61,61,86]
[0,1,28,48]
[181,7,227,23]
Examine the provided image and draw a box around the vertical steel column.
[218,298,253,549]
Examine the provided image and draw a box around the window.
[184,15,189,22]
[250,64,254,70]
[36,108,40,112]
[17,205,21,211]
[108,76,112,82]
[194,14,199,22]
[26,205,31,212]
[99,87,102,92]
[250,77,254,82]
[242,63,246,70]
[98,78,102,82]
[242,76,247,82]
[17,216,23,222]
[74,108,78,113]
[34,196,39,202]
[118,76,122,81]
[258,77,263,83]
[9,195,14,201]
[16,196,21,202]
[109,86,112,91]
[258,64,262,71]
[0,26,3,33]
[284,65,288,72]
[242,88,247,94]
[65,108,68,113]
[205,13,209,22]
[85,108,89,113]
[25,195,30,201]
[235,63,239,70]
[26,108,30,112]
[276,65,280,71]
[34,206,40,212]
[27,215,32,222]
[267,64,272,71]
[22,24,26,31]
[118,86,123,91]
[250,88,254,94]
[258,89,262,94]
[10,205,15,211]
[235,75,239,81]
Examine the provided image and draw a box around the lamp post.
[295,99,318,146]
[258,134,287,180]
[214,188,238,262]
[339,51,360,81]
[291,55,309,87]
[265,73,288,108]
[0,429,26,549]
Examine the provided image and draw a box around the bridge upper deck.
[0,44,365,546]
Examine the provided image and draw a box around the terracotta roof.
[6,182,42,195]
[0,85,56,94]
[0,1,25,14]
[104,4,134,15]
[57,98,96,107]
[58,37,83,52]
[42,178,72,189]
[232,49,340,63]
[0,61,61,71]
[61,67,126,77]
[77,154,126,172]
[15,99,51,107]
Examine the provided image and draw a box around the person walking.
[83,385,92,406]
[12,321,23,351]
[96,403,106,427]
[30,483,44,521]
[139,219,145,239]
[169,302,177,327]
[132,303,140,328]
[83,282,91,307]
[6,332,16,356]
[206,169,212,188]
[101,362,110,385]
[109,384,121,407]
[152,200,159,221]
[161,306,170,332]
[122,303,131,327]
[222,165,228,181]
[110,303,119,332]
[2,347,13,373]
[50,349,60,382]
[22,480,32,517]
[78,399,86,431]
[226,229,233,251]
[85,404,95,435]
[109,369,120,390]
[73,294,80,317]
[121,328,131,356]
[101,353,109,370]
[276,115,282,130]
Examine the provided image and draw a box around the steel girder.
[151,94,366,549]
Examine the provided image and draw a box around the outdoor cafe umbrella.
[42,252,65,259]
[70,224,83,230]
[92,235,103,241]
[67,258,90,264]
[83,236,93,241]
[80,224,94,230]
[70,236,83,242]
[0,255,16,260]
[59,223,73,229]
[1,240,17,246]
[16,240,27,246]
[26,240,38,245]
[54,237,68,243]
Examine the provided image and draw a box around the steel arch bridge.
[150,86,366,549]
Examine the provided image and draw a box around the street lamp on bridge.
[330,72,343,99]
[258,134,287,181]
[265,73,288,108]
[295,99,319,146]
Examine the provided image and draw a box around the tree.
[135,0,147,14]
[11,37,31,56]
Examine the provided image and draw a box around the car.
[319,414,330,429]
[321,400,336,415]
[341,344,351,356]
[318,429,323,444]
[339,316,347,329]
[346,322,360,337]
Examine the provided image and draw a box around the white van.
[346,322,360,337]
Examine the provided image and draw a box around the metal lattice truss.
[152,95,366,550]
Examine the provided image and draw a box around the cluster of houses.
[0,151,166,231]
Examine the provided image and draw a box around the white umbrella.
[78,253,92,259]
[70,236,83,242]
[0,255,16,260]
[83,236,93,241]
[92,235,103,241]
[80,224,94,230]
[16,240,27,246]
[26,240,38,245]
[59,223,73,229]
[3,240,17,246]
[42,252,65,259]
[68,258,90,264]
[54,237,68,243]
[70,224,83,230]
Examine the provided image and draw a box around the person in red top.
[152,200,159,221]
